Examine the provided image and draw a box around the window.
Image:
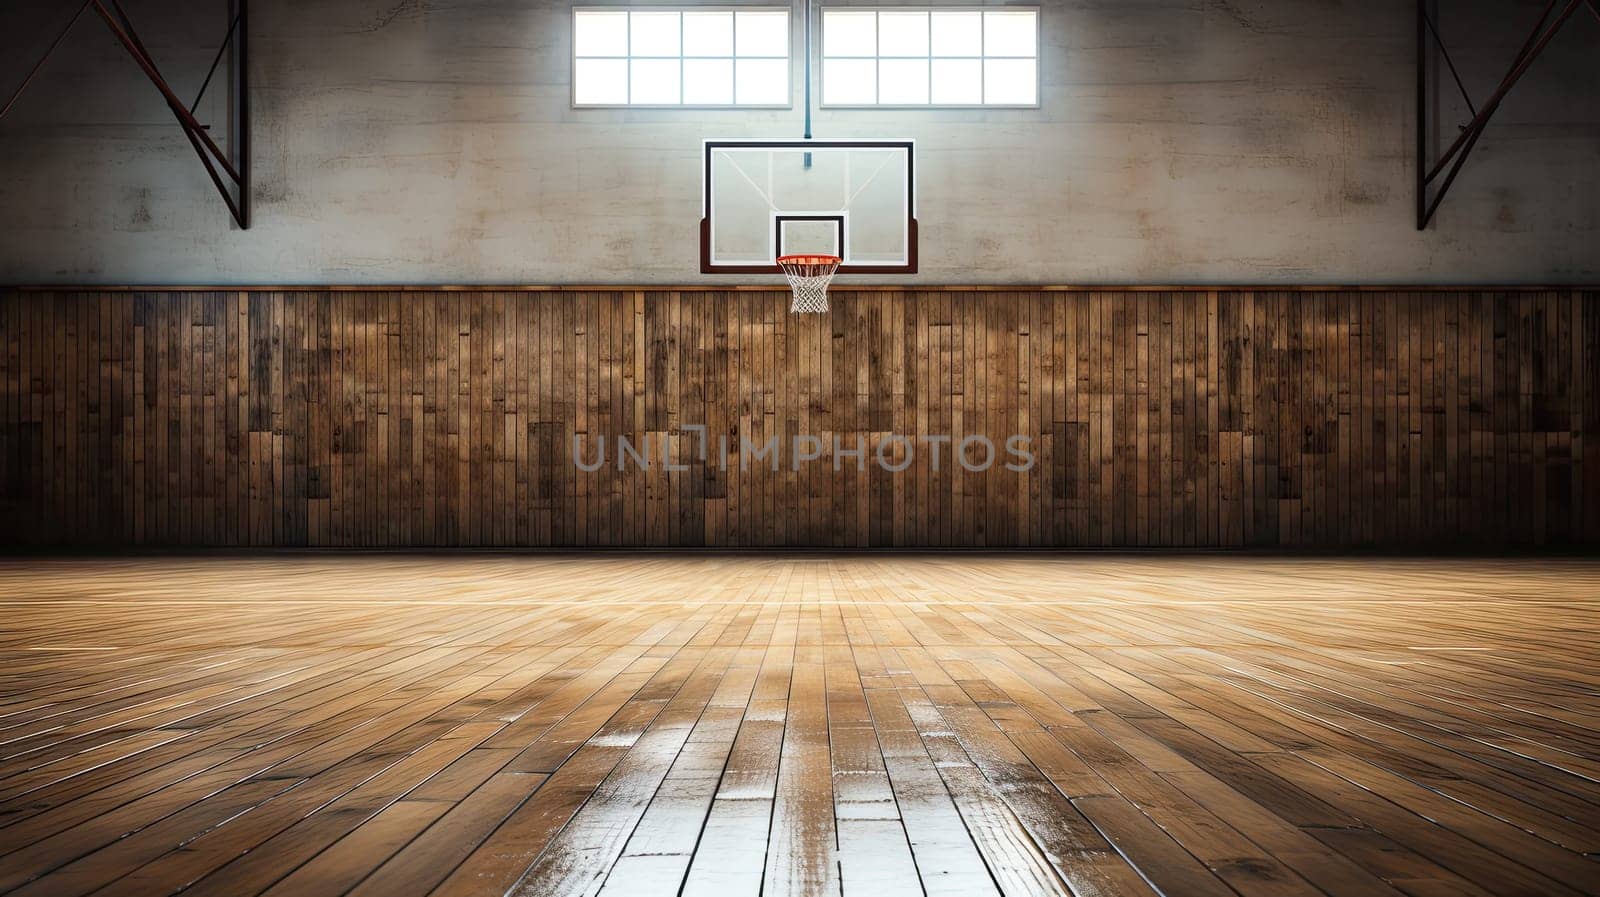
[822,7,1038,107]
[573,8,791,106]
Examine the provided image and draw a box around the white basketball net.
[778,255,840,314]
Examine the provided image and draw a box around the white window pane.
[630,59,681,104]
[931,11,982,56]
[574,10,628,56]
[984,10,1037,57]
[574,58,628,104]
[683,10,733,56]
[736,10,788,57]
[983,58,1036,104]
[823,58,876,104]
[931,58,982,104]
[735,58,788,104]
[629,11,680,56]
[877,10,928,57]
[824,10,876,57]
[683,58,734,104]
[878,59,928,104]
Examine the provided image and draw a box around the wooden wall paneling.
[1086,291,1102,546]
[48,290,63,542]
[1002,290,1017,546]
[1180,291,1195,547]
[1201,290,1215,546]
[1082,291,1098,546]
[61,292,74,542]
[1526,290,1542,543]
[1284,290,1300,545]
[335,289,350,547]
[990,291,1005,546]
[1306,291,1322,545]
[459,289,473,547]
[967,290,980,547]
[1174,290,1188,546]
[630,290,644,548]
[493,289,509,547]
[1463,291,1478,543]
[1581,292,1595,542]
[98,289,110,541]
[387,287,400,546]
[1550,290,1574,543]
[0,288,1593,549]
[1,291,11,540]
[934,287,948,548]
[1460,291,1474,544]
[654,289,672,547]
[20,290,33,546]
[915,291,930,547]
[1040,291,1056,547]
[712,289,731,547]
[1045,293,1062,546]
[1320,292,1336,545]
[76,292,87,537]
[1531,290,1549,541]
[1156,290,1168,545]
[1495,291,1512,544]
[1058,293,1072,545]
[1216,291,1236,545]
[411,289,426,547]
[957,290,972,547]
[1553,289,1574,542]
[1229,291,1248,546]
[49,291,63,544]
[1497,294,1510,543]
[1395,291,1410,545]
[1483,289,1499,542]
[167,289,181,544]
[184,290,198,544]
[13,290,26,544]
[1358,291,1374,545]
[74,290,86,538]
[275,290,290,546]
[1244,291,1262,546]
[199,291,212,544]
[32,291,45,545]
[1451,290,1466,540]
[1515,292,1533,543]
[1,291,13,542]
[1111,288,1123,545]
[1481,291,1498,544]
[1027,290,1044,548]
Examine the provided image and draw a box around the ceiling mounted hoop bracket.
[1415,0,1594,230]
[0,0,250,228]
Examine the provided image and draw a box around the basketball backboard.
[701,138,916,274]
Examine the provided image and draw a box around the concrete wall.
[0,0,1595,285]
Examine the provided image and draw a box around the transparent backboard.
[701,139,916,273]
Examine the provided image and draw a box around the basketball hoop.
[778,254,840,314]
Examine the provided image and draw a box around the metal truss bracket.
[1,0,250,228]
[1416,0,1597,229]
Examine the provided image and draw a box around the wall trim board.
[2,287,1595,548]
[9,284,1594,293]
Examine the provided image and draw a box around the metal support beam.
[1416,0,1592,229]
[0,0,250,229]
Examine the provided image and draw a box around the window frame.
[818,5,1041,109]
[571,5,795,109]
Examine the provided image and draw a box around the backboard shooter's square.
[701,138,916,274]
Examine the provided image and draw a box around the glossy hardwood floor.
[0,555,1597,897]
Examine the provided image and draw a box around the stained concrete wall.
[0,0,1595,285]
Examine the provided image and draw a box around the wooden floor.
[0,556,1597,897]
